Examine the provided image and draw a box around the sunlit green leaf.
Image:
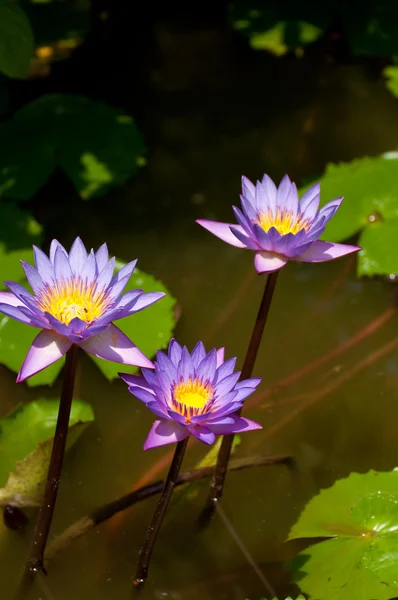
[91,261,177,380]
[288,470,398,600]
[0,94,146,200]
[0,205,42,290]
[0,0,34,78]
[358,219,398,277]
[249,21,322,55]
[383,65,398,98]
[0,398,94,506]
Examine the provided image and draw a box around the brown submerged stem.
[134,438,189,585]
[44,453,292,565]
[27,346,79,574]
[199,271,279,524]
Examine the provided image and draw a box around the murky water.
[2,42,398,599]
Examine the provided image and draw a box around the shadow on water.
[3,15,398,599]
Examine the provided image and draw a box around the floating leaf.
[0,204,42,290]
[230,2,328,56]
[0,94,146,200]
[0,398,94,506]
[0,0,34,78]
[301,154,398,277]
[383,65,398,98]
[249,21,322,55]
[288,470,398,600]
[91,261,177,380]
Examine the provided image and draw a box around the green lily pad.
[0,260,176,386]
[0,94,146,200]
[0,398,94,506]
[91,260,177,380]
[0,204,42,290]
[358,218,398,277]
[288,470,398,600]
[249,21,322,55]
[0,0,34,79]
[301,154,398,277]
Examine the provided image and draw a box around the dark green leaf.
[0,0,34,78]
[0,94,146,200]
[288,470,398,600]
[383,66,398,98]
[91,261,177,380]
[0,398,94,506]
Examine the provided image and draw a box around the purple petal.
[275,174,292,209]
[0,303,41,326]
[119,372,154,392]
[95,243,109,272]
[0,291,25,307]
[234,386,258,402]
[208,415,262,435]
[214,372,241,398]
[214,357,237,383]
[80,324,154,368]
[191,341,206,368]
[4,281,33,304]
[196,220,247,248]
[299,183,320,220]
[273,232,299,257]
[54,246,73,280]
[68,237,88,274]
[254,252,287,274]
[197,348,218,381]
[259,174,278,212]
[147,401,170,419]
[33,246,55,284]
[107,275,130,301]
[96,257,116,290]
[21,262,44,294]
[143,419,188,450]
[142,367,160,388]
[292,240,361,263]
[125,384,157,405]
[110,260,137,287]
[232,206,254,235]
[123,291,165,315]
[80,250,97,281]
[216,347,224,367]
[284,182,299,218]
[44,312,75,337]
[177,346,195,380]
[187,425,216,445]
[241,175,256,204]
[49,240,67,264]
[235,378,261,389]
[17,330,71,382]
[114,289,142,310]
[252,224,278,252]
[318,196,343,221]
[240,195,257,221]
[168,339,182,367]
[156,351,177,386]
[229,226,259,250]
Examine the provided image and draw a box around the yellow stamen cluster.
[258,209,311,236]
[172,378,214,421]
[37,277,111,325]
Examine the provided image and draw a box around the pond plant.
[0,172,365,595]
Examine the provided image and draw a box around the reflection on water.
[2,58,398,599]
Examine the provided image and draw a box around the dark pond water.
[2,34,398,599]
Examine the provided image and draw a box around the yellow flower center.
[37,278,111,325]
[172,378,214,421]
[258,209,311,236]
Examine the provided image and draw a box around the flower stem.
[26,345,79,574]
[199,271,279,524]
[134,437,189,585]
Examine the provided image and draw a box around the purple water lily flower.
[197,174,360,274]
[0,237,165,382]
[119,339,262,449]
